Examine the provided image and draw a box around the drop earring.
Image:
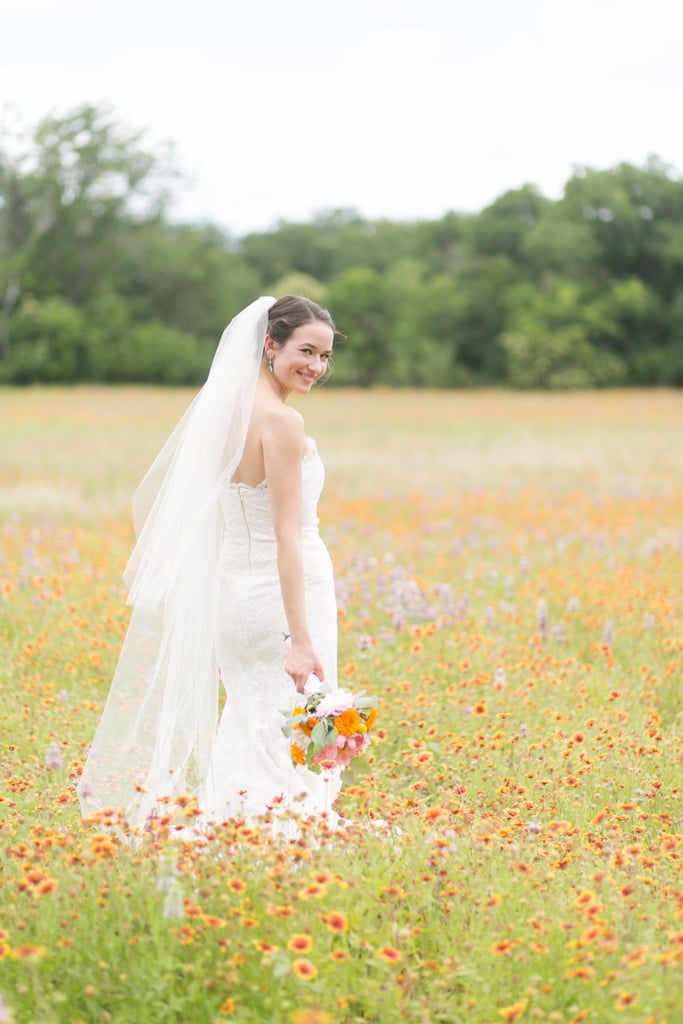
[268,357,274,375]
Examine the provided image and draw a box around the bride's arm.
[263,411,323,693]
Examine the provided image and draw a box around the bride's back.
[230,378,304,488]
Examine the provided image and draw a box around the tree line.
[1,103,682,388]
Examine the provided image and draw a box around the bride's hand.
[286,642,324,694]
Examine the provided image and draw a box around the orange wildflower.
[35,877,58,896]
[10,944,45,961]
[578,925,602,946]
[287,933,313,953]
[289,1011,332,1024]
[623,947,648,968]
[174,925,195,945]
[377,945,402,963]
[293,958,318,980]
[298,882,326,899]
[614,991,638,1010]
[423,806,446,822]
[272,905,295,917]
[491,939,519,955]
[322,912,349,933]
[254,940,278,954]
[498,999,528,1022]
[565,967,596,980]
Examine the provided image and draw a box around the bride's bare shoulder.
[263,405,305,448]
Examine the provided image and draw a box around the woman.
[78,296,342,834]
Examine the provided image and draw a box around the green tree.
[449,255,521,382]
[631,286,683,384]
[521,215,601,279]
[1,296,88,383]
[113,221,260,341]
[558,161,683,291]
[470,185,550,260]
[0,103,174,368]
[380,261,461,386]
[414,212,468,275]
[14,104,172,301]
[502,280,628,389]
[327,267,393,386]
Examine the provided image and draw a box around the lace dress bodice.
[220,440,324,569]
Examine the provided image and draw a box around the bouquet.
[281,674,377,775]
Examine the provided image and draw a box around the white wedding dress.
[200,438,342,831]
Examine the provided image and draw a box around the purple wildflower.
[45,742,64,770]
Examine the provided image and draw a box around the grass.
[1,386,682,1024]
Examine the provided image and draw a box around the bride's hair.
[267,294,336,346]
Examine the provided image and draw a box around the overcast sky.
[2,0,683,236]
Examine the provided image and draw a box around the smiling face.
[266,320,334,397]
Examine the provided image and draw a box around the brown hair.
[267,295,336,347]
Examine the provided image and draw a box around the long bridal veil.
[78,296,275,829]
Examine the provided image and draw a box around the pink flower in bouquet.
[315,741,355,770]
[315,731,369,771]
[335,734,363,752]
[315,688,355,717]
[345,733,370,758]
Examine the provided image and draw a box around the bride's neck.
[259,366,289,403]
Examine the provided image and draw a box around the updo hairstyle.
[266,295,336,348]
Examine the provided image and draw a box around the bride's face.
[268,321,334,395]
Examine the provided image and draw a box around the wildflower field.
[1,386,682,1024]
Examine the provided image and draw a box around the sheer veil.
[78,296,276,829]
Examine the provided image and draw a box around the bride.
[78,295,343,834]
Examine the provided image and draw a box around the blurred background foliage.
[2,104,683,387]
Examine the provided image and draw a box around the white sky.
[2,0,683,236]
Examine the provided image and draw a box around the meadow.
[1,386,682,1024]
